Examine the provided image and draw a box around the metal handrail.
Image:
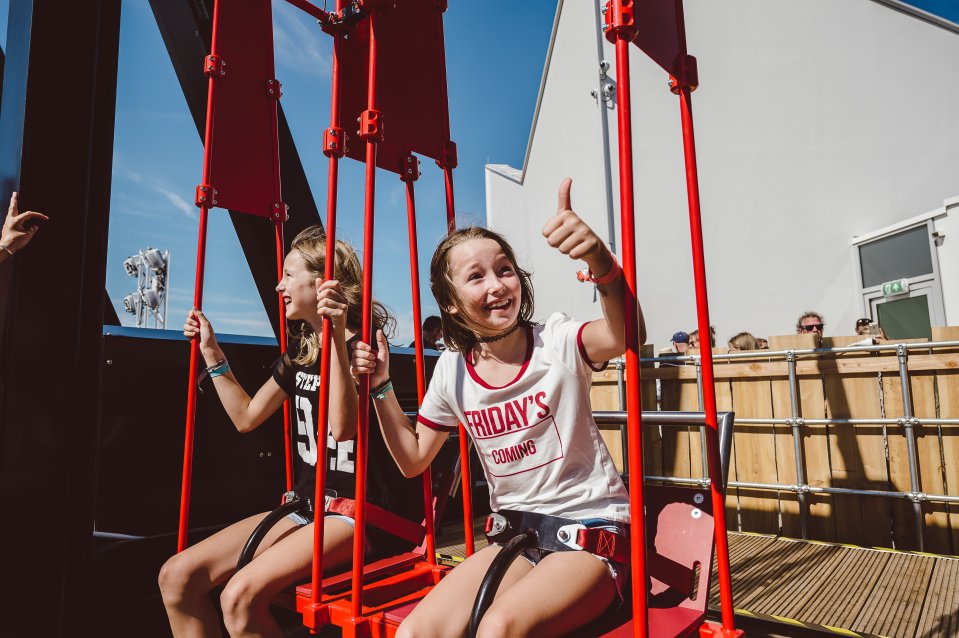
[615,337,959,551]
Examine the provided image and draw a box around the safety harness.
[484,509,629,564]
[287,490,426,547]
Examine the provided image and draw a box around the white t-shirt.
[417,313,630,523]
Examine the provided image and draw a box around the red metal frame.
[305,0,347,621]
[603,0,741,635]
[178,0,289,551]
[177,0,221,551]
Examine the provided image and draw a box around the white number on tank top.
[327,433,355,473]
[294,395,318,465]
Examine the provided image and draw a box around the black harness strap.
[484,509,629,563]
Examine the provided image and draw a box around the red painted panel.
[208,0,281,217]
[633,0,688,78]
[338,1,450,174]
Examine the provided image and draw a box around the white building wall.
[486,0,959,348]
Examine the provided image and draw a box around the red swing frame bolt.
[271,202,289,222]
[400,153,420,182]
[266,78,283,99]
[669,55,699,95]
[204,54,226,77]
[358,109,384,142]
[195,184,218,207]
[602,0,638,43]
[324,127,347,158]
[436,140,457,169]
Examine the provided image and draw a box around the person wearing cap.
[671,331,690,354]
[855,318,873,336]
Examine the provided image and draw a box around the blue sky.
[2,1,958,343]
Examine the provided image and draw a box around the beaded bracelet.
[206,358,231,378]
[0,244,14,258]
[370,379,393,400]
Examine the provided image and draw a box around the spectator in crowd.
[688,325,716,349]
[409,315,444,350]
[670,331,690,355]
[855,318,873,336]
[796,311,825,347]
[1,192,48,263]
[756,338,769,349]
[728,332,760,352]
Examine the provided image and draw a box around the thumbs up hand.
[542,177,612,277]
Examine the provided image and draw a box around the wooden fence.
[591,327,959,555]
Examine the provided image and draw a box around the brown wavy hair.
[289,226,395,365]
[429,227,534,353]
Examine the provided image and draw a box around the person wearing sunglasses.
[795,311,825,347]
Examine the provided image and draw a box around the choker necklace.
[476,323,521,344]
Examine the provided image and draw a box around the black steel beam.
[148,0,324,339]
[0,1,122,635]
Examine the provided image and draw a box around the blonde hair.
[429,227,534,353]
[288,226,395,365]
[728,331,760,351]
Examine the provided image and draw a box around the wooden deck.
[434,523,959,637]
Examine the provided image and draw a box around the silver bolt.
[558,529,570,542]
[106,359,113,365]
[693,493,704,504]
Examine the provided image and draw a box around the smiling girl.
[352,179,645,638]
[159,226,421,638]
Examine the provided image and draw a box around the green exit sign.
[881,278,910,296]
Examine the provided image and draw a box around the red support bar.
[400,153,436,565]
[350,7,381,617]
[308,1,347,616]
[177,0,223,551]
[677,85,740,638]
[283,0,333,25]
[611,31,650,638]
[275,222,293,492]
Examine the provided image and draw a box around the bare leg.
[476,551,616,638]
[396,544,532,638]
[158,512,299,638]
[219,518,354,638]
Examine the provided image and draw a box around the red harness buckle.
[576,527,629,564]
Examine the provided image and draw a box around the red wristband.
[582,254,620,286]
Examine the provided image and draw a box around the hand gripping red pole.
[673,62,740,638]
[401,154,437,565]
[350,7,382,618]
[307,0,346,618]
[177,0,222,553]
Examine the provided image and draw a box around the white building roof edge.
[869,0,959,34]
[485,0,959,184]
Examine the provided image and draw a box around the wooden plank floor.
[436,522,959,637]
[710,533,959,638]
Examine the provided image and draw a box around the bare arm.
[352,330,449,478]
[184,309,287,433]
[542,178,646,363]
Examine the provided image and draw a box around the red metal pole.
[177,207,210,553]
[177,0,222,553]
[275,222,293,491]
[262,0,293,494]
[404,169,437,565]
[612,36,649,638]
[309,0,345,609]
[677,84,737,633]
[351,8,380,616]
